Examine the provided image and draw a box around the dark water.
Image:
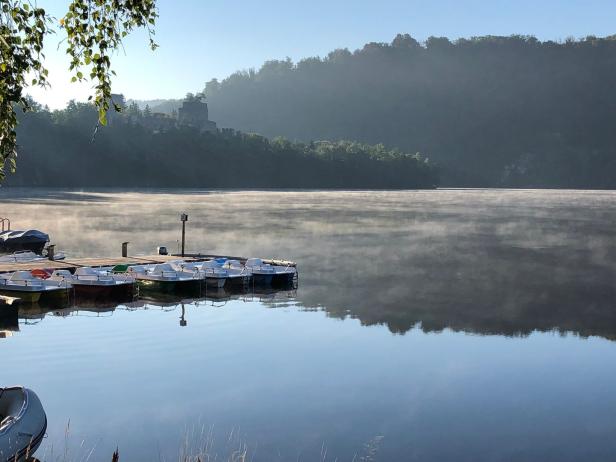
[2,188,616,461]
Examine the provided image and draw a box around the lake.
[2,188,616,461]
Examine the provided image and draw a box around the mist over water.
[2,188,616,461]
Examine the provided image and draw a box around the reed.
[29,420,382,462]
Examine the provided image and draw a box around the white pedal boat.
[171,261,233,289]
[0,271,72,303]
[129,263,200,293]
[0,386,47,462]
[243,258,297,286]
[49,268,136,301]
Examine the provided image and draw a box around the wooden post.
[122,242,129,258]
[180,213,188,257]
[47,244,55,261]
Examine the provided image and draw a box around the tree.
[0,0,158,180]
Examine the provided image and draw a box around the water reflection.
[6,287,299,331]
[0,305,18,338]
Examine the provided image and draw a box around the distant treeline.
[8,102,438,188]
[198,34,616,188]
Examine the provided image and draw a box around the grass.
[29,420,383,462]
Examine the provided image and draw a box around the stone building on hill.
[116,93,218,133]
[177,96,217,132]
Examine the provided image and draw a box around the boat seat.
[31,269,51,279]
[0,388,25,430]
[245,258,265,267]
[52,270,73,279]
[112,264,129,273]
[0,415,12,428]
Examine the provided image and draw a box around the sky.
[27,0,616,109]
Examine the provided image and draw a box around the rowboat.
[0,386,47,462]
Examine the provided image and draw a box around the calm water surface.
[1,188,616,461]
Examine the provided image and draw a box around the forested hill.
[203,34,616,188]
[7,103,437,188]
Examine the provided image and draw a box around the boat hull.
[73,282,136,303]
[0,241,46,256]
[205,277,226,289]
[38,287,71,306]
[0,289,41,304]
[272,272,296,287]
[137,278,201,295]
[225,275,251,288]
[252,273,274,286]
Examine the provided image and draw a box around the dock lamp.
[180,213,188,257]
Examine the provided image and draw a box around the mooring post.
[180,213,188,257]
[47,244,55,261]
[122,241,129,258]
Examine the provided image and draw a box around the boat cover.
[0,230,49,244]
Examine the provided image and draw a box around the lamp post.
[180,213,188,257]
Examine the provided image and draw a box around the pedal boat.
[244,258,296,286]
[0,271,71,304]
[172,260,234,289]
[129,263,200,294]
[48,267,136,302]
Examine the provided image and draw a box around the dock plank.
[63,257,159,268]
[0,260,76,274]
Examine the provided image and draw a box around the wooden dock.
[0,254,201,274]
[0,254,296,274]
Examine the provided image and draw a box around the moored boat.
[242,258,275,286]
[0,230,48,255]
[172,260,232,289]
[243,258,297,286]
[0,271,71,304]
[129,263,201,294]
[220,260,253,287]
[48,267,136,302]
[0,386,47,462]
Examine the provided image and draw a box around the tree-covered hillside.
[7,102,437,188]
[203,34,616,188]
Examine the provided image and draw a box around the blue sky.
[28,0,616,108]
